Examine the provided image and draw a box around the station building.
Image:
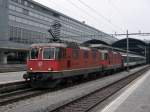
[0,0,117,64]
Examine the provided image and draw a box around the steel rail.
[50,66,149,112]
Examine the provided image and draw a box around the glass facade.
[7,0,116,44]
[9,26,49,44]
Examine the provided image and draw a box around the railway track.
[0,81,29,94]
[0,81,32,106]
[0,81,67,106]
[0,88,51,106]
[0,66,148,107]
[50,66,149,112]
[0,81,54,106]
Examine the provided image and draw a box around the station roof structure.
[112,38,147,56]
[82,39,109,46]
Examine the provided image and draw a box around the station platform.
[101,68,150,112]
[0,71,25,85]
[0,64,26,73]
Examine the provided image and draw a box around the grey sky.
[35,0,150,40]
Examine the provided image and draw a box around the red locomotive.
[23,28,146,88]
[23,42,124,88]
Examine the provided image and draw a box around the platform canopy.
[112,38,147,55]
[82,39,110,46]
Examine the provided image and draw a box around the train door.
[66,48,71,69]
[83,50,89,67]
[101,50,109,67]
[108,51,113,65]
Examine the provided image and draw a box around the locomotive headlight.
[30,68,33,71]
[48,68,52,71]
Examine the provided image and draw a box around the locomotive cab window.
[55,48,66,59]
[30,48,39,59]
[101,53,108,60]
[43,48,55,59]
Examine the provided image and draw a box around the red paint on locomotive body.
[25,42,123,82]
[23,42,146,88]
[27,60,59,72]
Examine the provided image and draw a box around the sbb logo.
[38,61,43,67]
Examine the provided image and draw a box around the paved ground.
[100,68,150,112]
[0,64,26,73]
[0,66,147,112]
[0,71,25,84]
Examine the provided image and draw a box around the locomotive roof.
[31,43,67,48]
[99,50,108,53]
[31,42,91,50]
[79,46,91,51]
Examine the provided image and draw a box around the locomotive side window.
[30,48,39,59]
[101,53,108,60]
[105,53,108,60]
[43,48,55,59]
[92,50,97,59]
[84,51,89,59]
[99,53,101,60]
[123,56,127,63]
[101,53,105,60]
[73,49,79,59]
[63,48,66,58]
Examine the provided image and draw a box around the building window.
[23,8,29,15]
[9,5,23,13]
[9,26,49,44]
[11,0,18,3]
[24,1,28,6]
[30,4,34,8]
[9,5,15,10]
[9,15,16,21]
[18,0,21,3]
[15,7,22,12]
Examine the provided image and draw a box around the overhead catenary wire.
[67,0,106,30]
[50,1,90,23]
[107,1,129,31]
[65,0,119,32]
[67,0,99,22]
[77,0,125,32]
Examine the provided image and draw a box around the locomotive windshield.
[43,48,55,59]
[30,48,39,59]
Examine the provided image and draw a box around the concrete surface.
[0,71,25,84]
[0,66,147,112]
[101,68,150,112]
